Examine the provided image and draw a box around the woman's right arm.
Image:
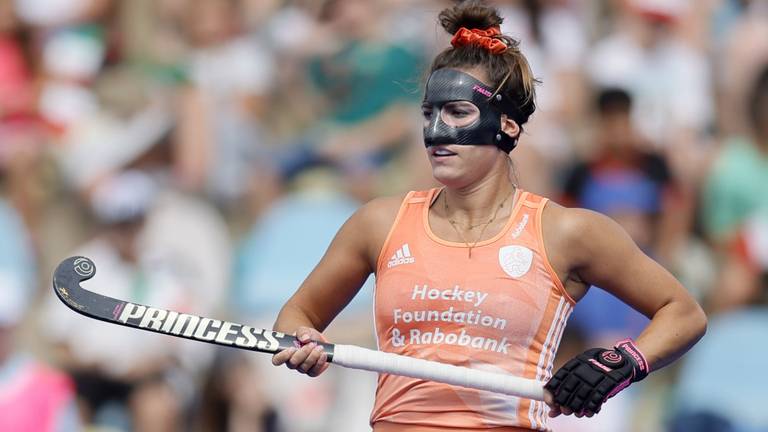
[271,195,402,376]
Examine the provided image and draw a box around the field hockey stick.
[53,256,545,401]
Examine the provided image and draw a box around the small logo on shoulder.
[511,214,529,239]
[498,245,533,278]
[388,243,415,268]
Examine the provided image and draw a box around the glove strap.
[614,338,650,382]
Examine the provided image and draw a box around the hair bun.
[439,0,504,36]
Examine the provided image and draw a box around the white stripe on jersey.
[536,303,572,427]
[528,297,567,429]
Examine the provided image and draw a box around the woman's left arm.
[567,208,707,370]
[544,206,707,417]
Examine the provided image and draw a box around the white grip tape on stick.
[333,344,545,401]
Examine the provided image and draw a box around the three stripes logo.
[387,243,415,268]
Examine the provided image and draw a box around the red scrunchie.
[450,26,507,54]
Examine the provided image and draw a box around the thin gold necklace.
[444,188,514,259]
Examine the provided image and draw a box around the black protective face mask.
[423,68,518,153]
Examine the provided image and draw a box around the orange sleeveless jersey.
[371,188,576,431]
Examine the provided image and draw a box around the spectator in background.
[703,65,768,243]
[587,0,713,184]
[0,0,48,242]
[300,0,424,199]
[562,88,685,345]
[703,65,768,311]
[29,3,111,134]
[563,88,685,262]
[716,0,768,137]
[0,178,76,431]
[176,0,276,209]
[0,0,33,117]
[195,352,278,432]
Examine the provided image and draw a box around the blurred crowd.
[0,0,766,431]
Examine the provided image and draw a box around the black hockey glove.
[544,338,649,416]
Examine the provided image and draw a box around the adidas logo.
[511,214,529,239]
[388,243,415,268]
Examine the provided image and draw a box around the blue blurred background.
[0,0,767,431]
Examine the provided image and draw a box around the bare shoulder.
[542,200,635,270]
[542,201,619,239]
[356,193,407,226]
[348,193,408,239]
[346,193,409,267]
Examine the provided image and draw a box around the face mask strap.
[486,69,520,120]
[488,69,512,102]
[486,69,520,152]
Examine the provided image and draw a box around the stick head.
[53,256,118,319]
